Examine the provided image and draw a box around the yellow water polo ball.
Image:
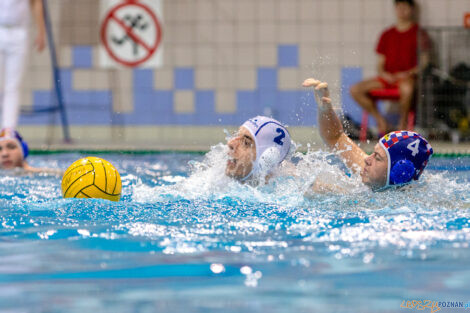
[62,157,122,201]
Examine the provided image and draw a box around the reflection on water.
[0,151,469,312]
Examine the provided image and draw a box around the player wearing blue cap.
[302,78,433,190]
[226,116,291,182]
[0,128,30,169]
[0,128,60,173]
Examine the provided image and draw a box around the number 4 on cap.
[407,139,420,157]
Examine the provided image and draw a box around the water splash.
[0,153,469,312]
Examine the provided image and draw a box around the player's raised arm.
[302,78,367,174]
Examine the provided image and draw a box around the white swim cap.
[241,116,291,179]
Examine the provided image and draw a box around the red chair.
[359,88,415,142]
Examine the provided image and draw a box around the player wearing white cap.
[226,116,291,182]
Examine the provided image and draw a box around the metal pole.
[42,0,71,142]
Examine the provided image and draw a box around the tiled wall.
[18,0,470,142]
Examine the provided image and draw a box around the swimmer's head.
[226,116,291,180]
[0,128,29,169]
[361,131,432,189]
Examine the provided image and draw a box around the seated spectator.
[350,0,429,135]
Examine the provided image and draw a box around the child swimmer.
[0,128,62,174]
[224,78,433,192]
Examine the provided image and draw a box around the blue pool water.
[0,148,469,312]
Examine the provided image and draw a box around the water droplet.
[240,266,252,275]
[210,263,225,274]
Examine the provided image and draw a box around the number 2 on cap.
[407,139,420,157]
[274,128,285,145]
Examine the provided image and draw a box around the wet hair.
[394,0,415,7]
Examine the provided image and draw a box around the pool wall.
[17,0,468,148]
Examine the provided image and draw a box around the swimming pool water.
[0,151,469,312]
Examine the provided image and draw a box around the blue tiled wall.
[174,68,194,90]
[278,45,299,68]
[22,44,347,127]
[257,68,278,90]
[72,46,93,69]
[341,67,363,125]
[21,69,112,125]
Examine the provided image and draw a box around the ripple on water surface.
[0,151,469,312]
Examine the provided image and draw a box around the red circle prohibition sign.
[100,1,163,67]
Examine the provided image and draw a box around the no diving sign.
[99,0,163,68]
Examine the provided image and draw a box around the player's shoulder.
[381,25,398,36]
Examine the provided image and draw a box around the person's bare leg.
[397,78,415,130]
[350,78,389,133]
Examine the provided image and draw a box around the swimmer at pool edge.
[225,116,292,182]
[0,128,62,174]
[302,78,433,191]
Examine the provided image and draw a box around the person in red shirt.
[350,0,429,135]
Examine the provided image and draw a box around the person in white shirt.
[0,0,46,129]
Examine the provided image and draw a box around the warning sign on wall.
[99,0,163,68]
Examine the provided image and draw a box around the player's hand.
[302,78,331,106]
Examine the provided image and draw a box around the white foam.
[131,142,369,206]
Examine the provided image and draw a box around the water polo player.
[226,116,291,182]
[0,128,30,170]
[0,128,61,174]
[302,78,433,190]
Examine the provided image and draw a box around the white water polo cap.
[241,116,291,179]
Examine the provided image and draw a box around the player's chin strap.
[240,167,256,182]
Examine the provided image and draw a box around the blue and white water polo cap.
[379,131,433,187]
[241,116,291,177]
[0,128,29,159]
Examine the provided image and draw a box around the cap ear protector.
[239,116,291,181]
[257,147,281,174]
[389,159,415,185]
[16,132,29,159]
